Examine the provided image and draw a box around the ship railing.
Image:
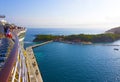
[0,28,28,82]
[0,31,19,82]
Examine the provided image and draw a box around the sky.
[0,0,120,29]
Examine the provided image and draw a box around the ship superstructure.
[0,15,43,82]
[0,20,28,82]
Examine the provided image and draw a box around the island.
[33,27,120,44]
[33,33,120,44]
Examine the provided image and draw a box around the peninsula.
[33,27,120,44]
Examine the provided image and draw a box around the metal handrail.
[0,32,19,82]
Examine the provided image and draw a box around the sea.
[24,28,120,82]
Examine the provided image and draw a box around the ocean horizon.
[24,28,106,48]
[2,0,120,82]
[25,28,120,82]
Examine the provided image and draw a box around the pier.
[31,40,53,48]
[26,41,53,82]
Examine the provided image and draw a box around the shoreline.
[25,41,52,82]
[25,40,120,82]
[26,47,43,82]
[57,40,92,45]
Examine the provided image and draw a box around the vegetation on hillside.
[33,33,120,43]
[33,35,58,42]
[64,34,120,42]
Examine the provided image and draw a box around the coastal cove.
[24,28,120,82]
[33,42,120,82]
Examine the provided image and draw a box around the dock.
[31,40,53,48]
[25,41,53,82]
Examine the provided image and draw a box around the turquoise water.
[25,28,120,82]
[33,42,120,82]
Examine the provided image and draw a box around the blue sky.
[0,0,120,28]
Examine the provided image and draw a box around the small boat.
[114,48,119,51]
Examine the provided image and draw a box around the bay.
[25,28,120,82]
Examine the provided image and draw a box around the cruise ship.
[0,17,43,82]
